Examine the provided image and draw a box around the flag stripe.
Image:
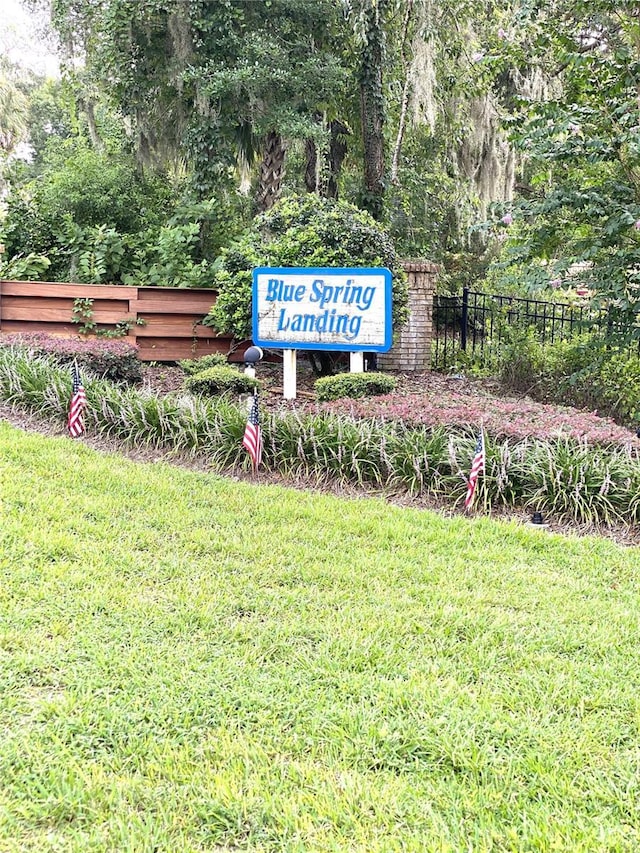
[464,431,485,509]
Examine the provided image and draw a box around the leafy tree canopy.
[205,194,409,341]
[11,0,640,349]
[487,0,640,337]
[48,0,347,198]
[3,137,173,258]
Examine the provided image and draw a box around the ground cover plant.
[492,330,640,430]
[1,423,640,851]
[320,381,640,447]
[0,346,639,528]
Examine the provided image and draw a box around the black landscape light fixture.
[243,345,264,378]
[243,345,264,367]
[528,511,549,530]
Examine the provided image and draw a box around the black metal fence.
[432,288,599,370]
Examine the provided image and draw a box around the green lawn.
[1,420,640,852]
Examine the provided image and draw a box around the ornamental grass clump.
[315,372,397,402]
[0,348,70,419]
[94,383,248,467]
[516,438,640,526]
[0,346,248,466]
[380,424,454,496]
[271,410,386,486]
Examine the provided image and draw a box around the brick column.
[378,260,437,372]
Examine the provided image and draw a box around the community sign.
[252,267,392,352]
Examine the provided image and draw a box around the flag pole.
[241,346,264,476]
[251,389,259,477]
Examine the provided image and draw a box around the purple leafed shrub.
[321,388,640,448]
[0,333,142,384]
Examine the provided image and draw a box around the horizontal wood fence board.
[137,336,227,348]
[138,335,230,347]
[88,311,135,323]
[1,306,133,324]
[135,322,220,338]
[1,322,82,336]
[128,299,215,315]
[136,341,225,361]
[1,296,132,313]
[1,306,77,322]
[137,287,215,302]
[136,311,211,326]
[0,282,138,299]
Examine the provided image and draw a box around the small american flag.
[464,430,485,510]
[242,391,263,471]
[68,362,87,438]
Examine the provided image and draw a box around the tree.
[353,0,388,220]
[24,78,75,166]
[303,117,351,199]
[353,0,530,271]
[488,0,640,337]
[47,0,347,210]
[0,75,29,158]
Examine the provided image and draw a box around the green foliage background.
[206,195,409,340]
[2,0,640,346]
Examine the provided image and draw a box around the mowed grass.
[1,422,640,852]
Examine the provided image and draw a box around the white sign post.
[349,352,364,374]
[252,267,392,399]
[283,349,297,400]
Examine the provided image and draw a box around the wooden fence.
[0,281,237,362]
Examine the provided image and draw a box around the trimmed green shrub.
[494,324,600,395]
[315,372,397,402]
[495,326,546,393]
[185,365,259,396]
[179,353,228,375]
[204,195,409,341]
[0,332,142,384]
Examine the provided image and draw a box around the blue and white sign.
[252,267,393,352]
